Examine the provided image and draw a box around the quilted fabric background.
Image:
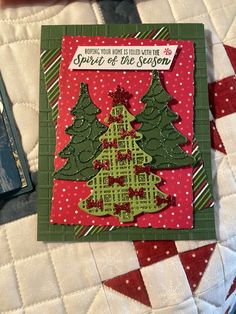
[0,0,236,313]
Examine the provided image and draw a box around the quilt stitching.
[165,0,177,22]
[0,0,59,23]
[13,103,39,113]
[155,296,197,311]
[224,35,236,44]
[194,269,236,297]
[218,249,236,284]
[0,4,234,41]
[103,286,152,312]
[88,243,113,314]
[0,2,69,25]
[151,297,197,312]
[167,0,236,44]
[27,285,102,311]
[216,244,229,296]
[61,284,101,298]
[1,213,235,312]
[194,296,221,310]
[1,286,103,313]
[7,102,39,155]
[216,129,236,182]
[203,1,236,15]
[91,0,106,24]
[0,251,47,270]
[221,234,236,247]
[210,120,227,155]
[221,15,236,42]
[0,39,40,47]
[140,255,194,303]
[217,193,236,202]
[212,154,236,201]
[46,244,68,313]
[28,158,38,169]
[202,0,236,42]
[0,291,207,313]
[137,0,236,45]
[29,157,38,163]
[3,226,24,311]
[185,4,219,41]
[24,141,38,157]
[208,3,236,42]
[86,286,109,314]
[194,269,236,301]
[0,242,66,267]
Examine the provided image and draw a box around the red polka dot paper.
[50,35,195,229]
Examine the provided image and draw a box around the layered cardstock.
[38,24,215,241]
[50,35,195,229]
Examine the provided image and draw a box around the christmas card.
[38,24,215,241]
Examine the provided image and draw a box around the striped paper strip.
[74,225,119,238]
[192,139,214,210]
[41,48,61,122]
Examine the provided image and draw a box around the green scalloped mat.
[38,24,215,241]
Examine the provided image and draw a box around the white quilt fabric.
[0,1,236,313]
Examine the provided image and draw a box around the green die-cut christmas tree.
[79,86,170,223]
[54,83,107,181]
[136,70,194,169]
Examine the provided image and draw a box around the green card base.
[38,24,215,241]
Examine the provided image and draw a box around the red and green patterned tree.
[54,83,107,181]
[136,70,194,169]
[79,86,171,223]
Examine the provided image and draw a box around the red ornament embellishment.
[166,195,176,206]
[128,187,144,198]
[156,195,175,207]
[108,113,123,124]
[108,176,125,186]
[93,160,110,170]
[114,202,131,214]
[86,198,103,210]
[120,128,136,138]
[108,85,132,107]
[116,150,132,161]
[134,165,151,176]
[164,48,172,55]
[102,139,118,149]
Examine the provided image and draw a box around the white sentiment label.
[69,45,178,70]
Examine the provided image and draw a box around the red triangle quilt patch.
[224,44,236,72]
[226,276,236,300]
[134,240,178,267]
[103,269,151,307]
[210,120,226,154]
[179,243,216,292]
